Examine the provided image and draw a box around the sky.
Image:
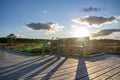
[0,0,120,39]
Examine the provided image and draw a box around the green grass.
[22,47,50,55]
[0,42,52,56]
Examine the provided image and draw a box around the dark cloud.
[72,16,120,27]
[26,22,64,34]
[26,22,53,30]
[91,29,120,37]
[81,7,101,12]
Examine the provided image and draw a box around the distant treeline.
[90,39,120,43]
[0,37,51,43]
[0,37,120,44]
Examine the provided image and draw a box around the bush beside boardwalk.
[0,37,120,57]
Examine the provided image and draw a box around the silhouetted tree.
[6,33,17,44]
[7,33,16,39]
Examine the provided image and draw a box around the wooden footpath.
[0,49,120,80]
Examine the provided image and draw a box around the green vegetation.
[0,37,120,56]
[22,41,51,55]
[0,37,56,55]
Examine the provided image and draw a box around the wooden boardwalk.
[0,49,120,80]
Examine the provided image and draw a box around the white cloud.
[41,10,48,14]
[25,22,64,34]
[16,34,25,38]
[72,16,120,27]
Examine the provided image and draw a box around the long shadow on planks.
[23,55,61,80]
[40,56,68,80]
[0,55,49,74]
[75,57,89,80]
[0,55,48,70]
[0,55,57,80]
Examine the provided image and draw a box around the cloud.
[25,22,64,34]
[72,16,120,27]
[81,7,101,12]
[91,29,120,37]
[41,10,48,14]
[16,34,25,38]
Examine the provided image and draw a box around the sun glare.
[73,28,89,37]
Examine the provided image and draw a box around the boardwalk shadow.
[0,55,49,74]
[0,55,58,80]
[0,48,91,80]
[74,54,117,80]
[0,55,47,70]
[40,56,68,80]
[24,55,61,80]
[75,57,89,80]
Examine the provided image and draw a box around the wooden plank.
[31,55,120,80]
[85,54,116,62]
[86,57,120,68]
[60,58,120,80]
[87,59,120,72]
[18,57,60,80]
[31,55,119,79]
[1,52,120,80]
[31,57,68,80]
[37,57,119,79]
[50,72,76,80]
[78,59,120,79]
[107,72,120,80]
[20,57,79,80]
[0,56,55,76]
[0,55,49,72]
[92,66,120,80]
[88,63,120,79]
[32,58,117,80]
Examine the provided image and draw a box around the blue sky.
[0,0,120,39]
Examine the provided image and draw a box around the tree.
[6,33,16,44]
[7,33,16,39]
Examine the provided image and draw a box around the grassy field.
[84,41,120,56]
[0,43,53,56]
[0,42,120,56]
[0,38,120,56]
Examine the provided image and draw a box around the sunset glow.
[73,28,89,37]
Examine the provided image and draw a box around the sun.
[73,28,89,37]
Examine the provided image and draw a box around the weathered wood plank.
[107,72,120,80]
[92,66,120,80]
[18,57,61,80]
[0,56,55,76]
[0,49,120,80]
[66,58,119,78]
[88,63,120,79]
